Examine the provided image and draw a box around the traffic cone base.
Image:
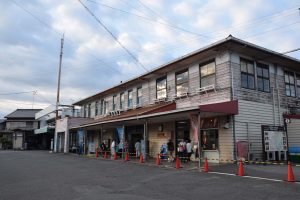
[238,160,245,176]
[287,161,295,182]
[203,158,209,172]
[156,154,161,165]
[140,154,144,163]
[125,152,129,162]
[176,157,181,169]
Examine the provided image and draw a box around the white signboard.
[88,143,95,153]
[263,130,287,152]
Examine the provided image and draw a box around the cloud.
[173,2,193,17]
[0,0,299,118]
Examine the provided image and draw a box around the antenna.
[56,34,64,120]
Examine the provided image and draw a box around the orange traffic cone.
[114,152,117,160]
[238,160,245,176]
[96,151,99,158]
[176,157,181,169]
[104,151,107,159]
[203,157,209,172]
[287,161,295,182]
[124,152,129,162]
[140,153,144,163]
[156,154,161,165]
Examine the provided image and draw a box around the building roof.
[73,36,300,105]
[76,102,176,128]
[5,109,42,119]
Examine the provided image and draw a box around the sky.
[0,0,299,118]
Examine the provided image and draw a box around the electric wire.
[10,0,122,75]
[86,0,210,39]
[78,0,149,72]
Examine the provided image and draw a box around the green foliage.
[0,137,13,149]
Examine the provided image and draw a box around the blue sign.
[117,127,124,141]
[78,130,84,145]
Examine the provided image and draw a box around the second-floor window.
[128,90,133,108]
[100,99,105,115]
[200,61,215,87]
[120,93,125,110]
[84,105,87,117]
[241,59,255,89]
[88,104,91,117]
[26,121,33,128]
[113,95,117,111]
[257,63,270,92]
[137,87,142,105]
[104,101,108,114]
[95,101,98,116]
[285,72,295,97]
[156,76,167,99]
[176,70,189,95]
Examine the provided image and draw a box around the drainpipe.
[232,115,237,161]
[197,112,202,172]
[246,122,250,161]
[272,87,276,125]
[143,120,148,161]
[274,64,281,125]
[229,51,237,161]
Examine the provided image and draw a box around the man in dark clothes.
[167,139,174,162]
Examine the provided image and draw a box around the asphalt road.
[0,151,299,200]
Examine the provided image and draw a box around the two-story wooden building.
[61,36,300,162]
[4,109,42,150]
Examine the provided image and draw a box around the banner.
[117,127,124,142]
[190,114,199,142]
[77,129,84,145]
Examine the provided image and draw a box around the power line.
[282,48,300,54]
[86,0,210,39]
[136,0,178,27]
[78,0,149,72]
[242,20,300,40]
[0,91,36,95]
[10,0,122,75]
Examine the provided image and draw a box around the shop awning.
[34,126,55,134]
[74,102,177,128]
[283,114,300,119]
[199,100,238,115]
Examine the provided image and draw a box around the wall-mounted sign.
[262,126,287,152]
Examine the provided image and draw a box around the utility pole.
[56,34,64,120]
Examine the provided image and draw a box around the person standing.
[167,139,174,162]
[111,140,115,158]
[135,140,141,158]
[186,140,192,162]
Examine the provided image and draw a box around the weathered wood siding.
[287,119,300,148]
[235,100,285,160]
[148,122,174,157]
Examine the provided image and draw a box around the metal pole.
[144,120,148,160]
[56,35,64,120]
[198,112,202,172]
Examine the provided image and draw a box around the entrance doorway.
[175,120,190,154]
[125,125,144,154]
[201,129,219,162]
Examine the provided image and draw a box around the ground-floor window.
[201,129,218,150]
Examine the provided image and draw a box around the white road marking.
[208,171,300,184]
